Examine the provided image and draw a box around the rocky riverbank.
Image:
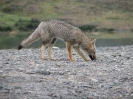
[0,45,133,99]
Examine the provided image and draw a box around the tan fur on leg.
[47,44,55,61]
[73,46,90,61]
[66,42,75,62]
[40,45,46,60]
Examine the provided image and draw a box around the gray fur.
[19,20,90,47]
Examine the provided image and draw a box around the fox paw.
[41,57,47,60]
[70,59,76,62]
[50,58,56,61]
[84,58,90,61]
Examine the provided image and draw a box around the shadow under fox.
[18,20,96,62]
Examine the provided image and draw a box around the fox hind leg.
[40,40,51,60]
[47,38,57,61]
[40,44,47,60]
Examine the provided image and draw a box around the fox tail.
[18,27,40,50]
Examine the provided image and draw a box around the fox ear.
[90,38,96,45]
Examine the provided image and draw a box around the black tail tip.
[18,45,23,50]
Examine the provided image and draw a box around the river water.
[96,38,133,47]
[0,34,133,49]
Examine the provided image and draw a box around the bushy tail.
[18,28,40,50]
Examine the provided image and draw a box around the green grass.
[0,0,133,31]
[0,11,31,26]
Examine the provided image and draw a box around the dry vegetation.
[0,0,133,31]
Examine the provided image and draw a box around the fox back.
[39,20,84,43]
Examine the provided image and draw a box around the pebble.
[44,71,51,75]
[0,84,3,90]
[36,70,51,75]
[2,89,10,93]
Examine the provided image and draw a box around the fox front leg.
[73,46,90,61]
[66,42,75,62]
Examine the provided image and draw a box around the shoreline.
[0,45,133,99]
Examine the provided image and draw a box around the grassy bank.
[0,0,133,31]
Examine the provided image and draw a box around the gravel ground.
[0,45,133,99]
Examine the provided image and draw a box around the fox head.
[82,38,97,61]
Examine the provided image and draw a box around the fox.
[18,20,96,62]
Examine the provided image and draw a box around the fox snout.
[18,45,23,50]
[89,55,96,61]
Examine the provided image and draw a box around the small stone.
[26,70,35,74]
[29,61,35,65]
[99,82,114,89]
[70,90,77,96]
[39,96,51,99]
[14,86,21,89]
[90,77,98,82]
[127,57,130,59]
[0,84,3,90]
[4,62,9,64]
[58,71,65,75]
[52,93,60,98]
[36,70,51,75]
[100,84,104,88]
[119,77,128,82]
[56,63,61,67]
[44,71,51,75]
[36,64,39,66]
[0,70,3,74]
[3,88,10,93]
